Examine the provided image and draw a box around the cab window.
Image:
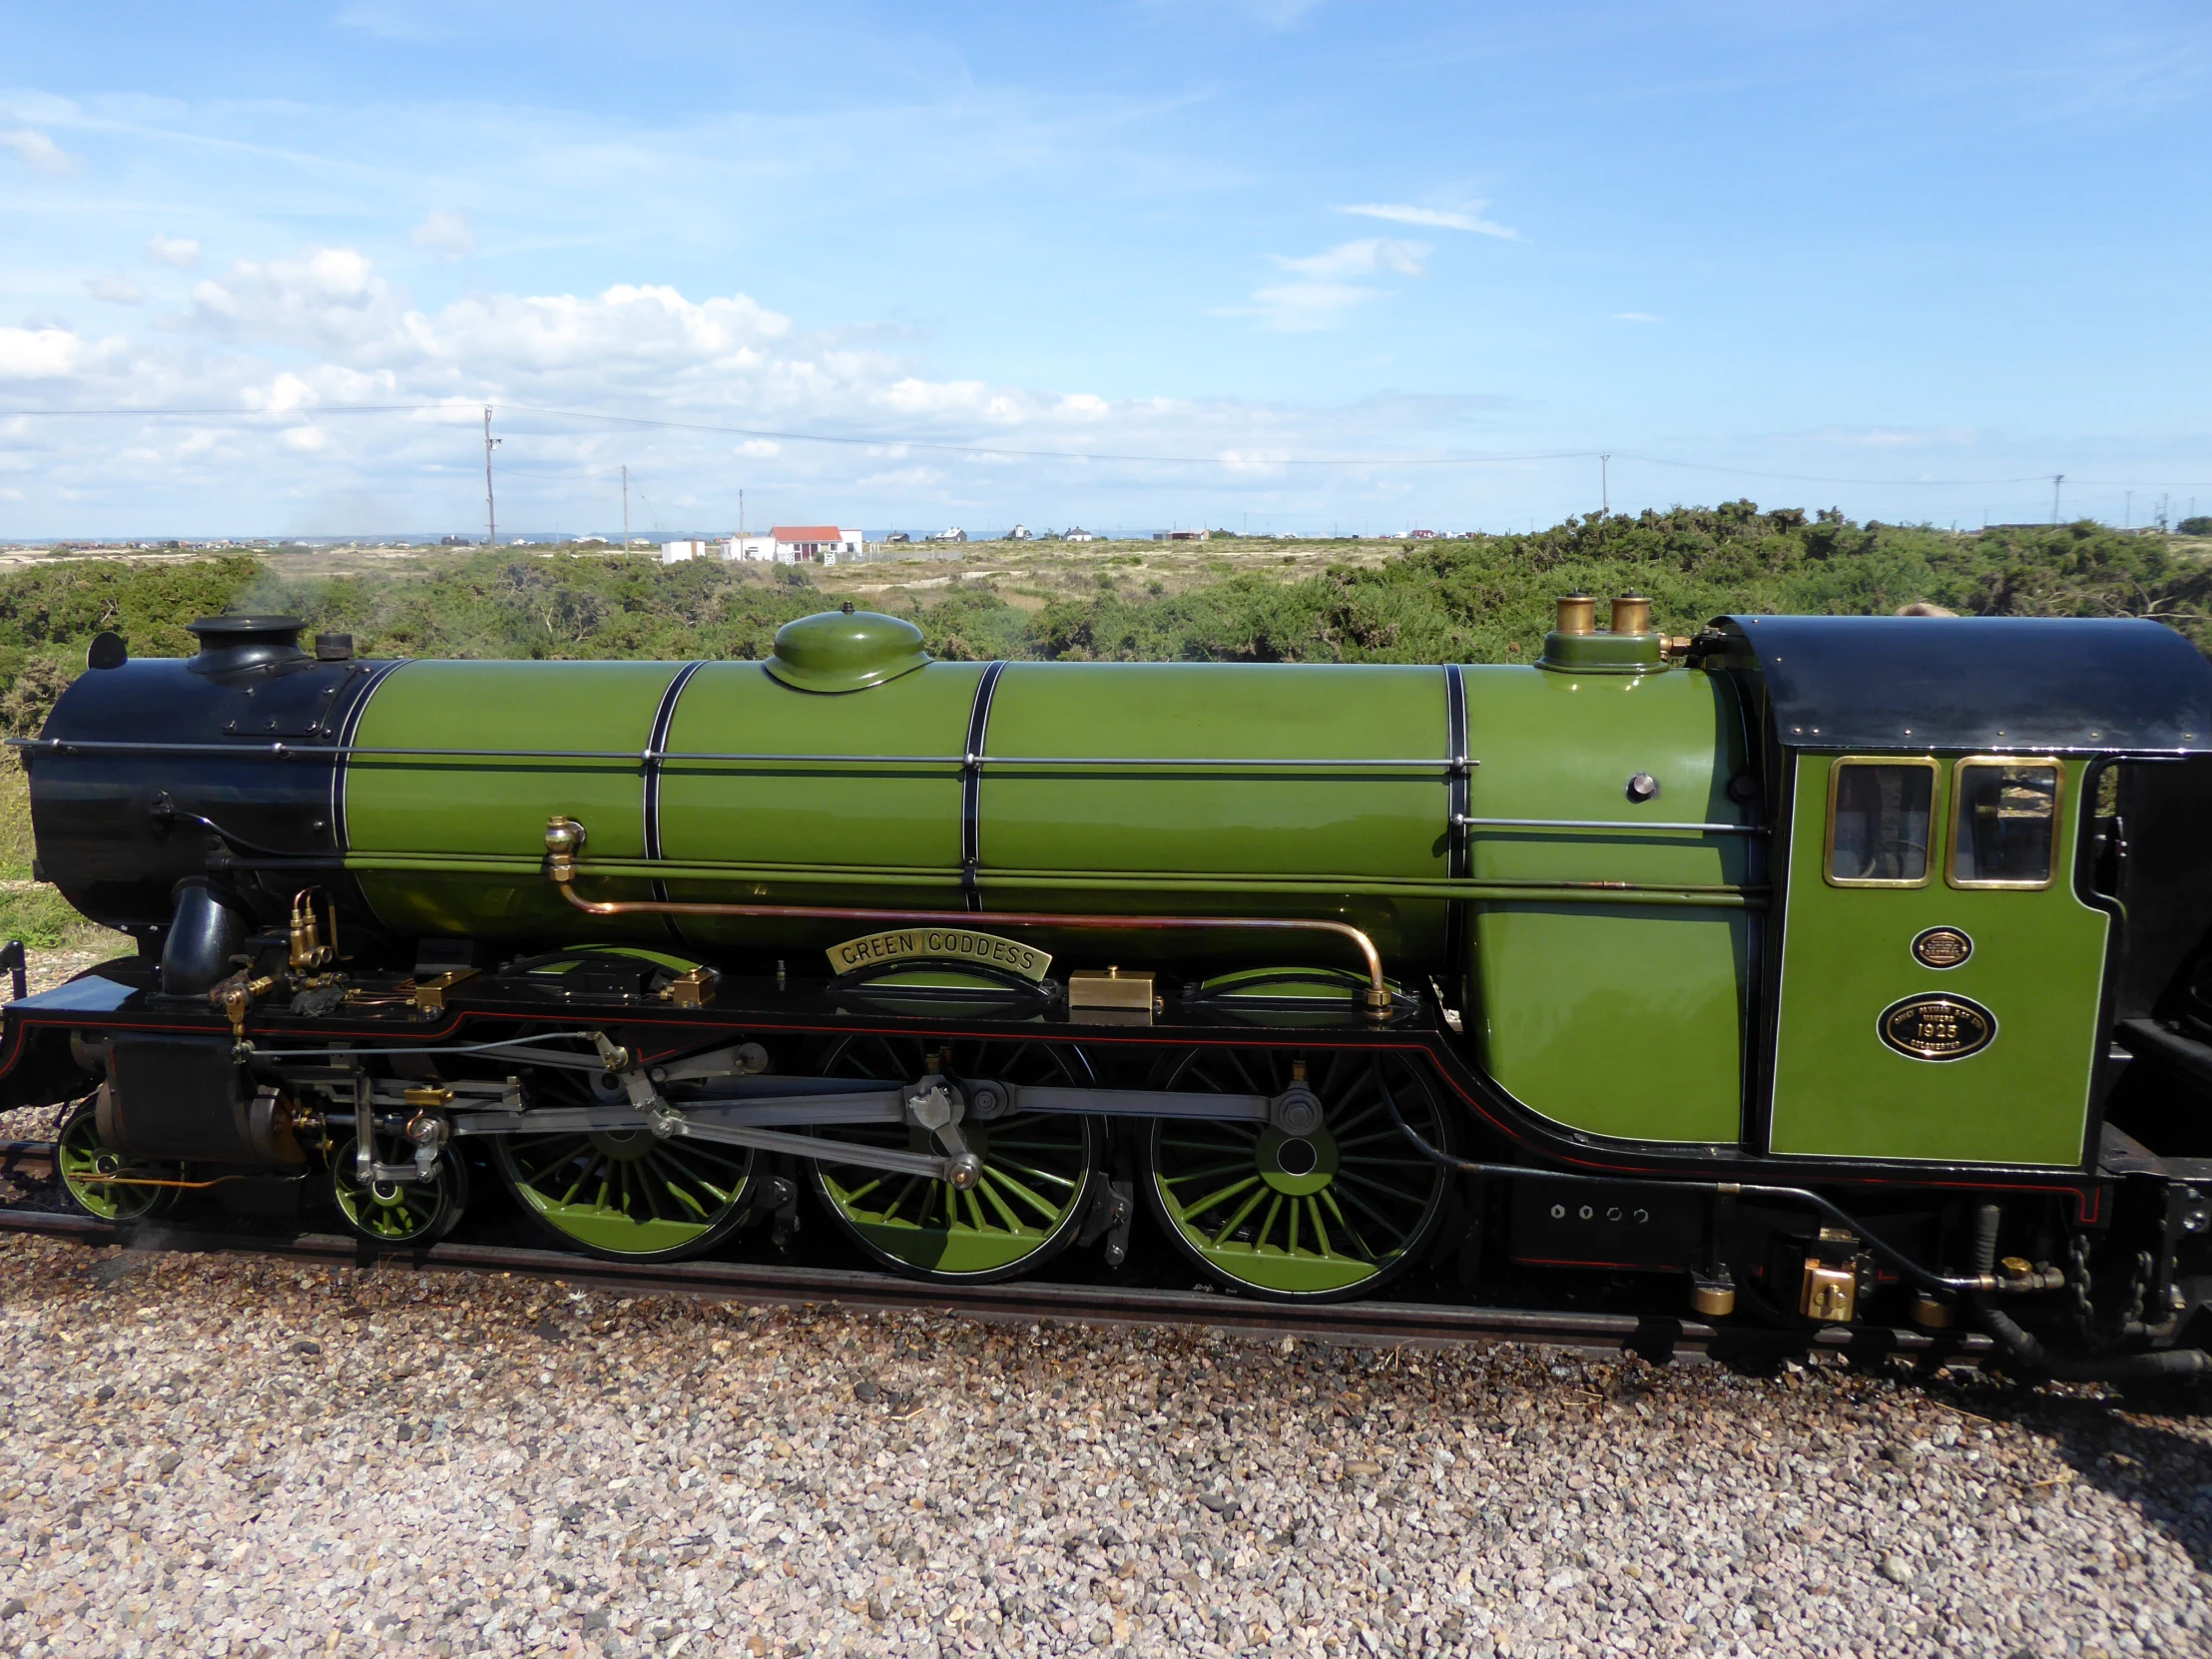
[1827,760,1936,885]
[1950,760,2061,888]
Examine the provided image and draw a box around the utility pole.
[740,489,746,540]
[1600,453,1610,517]
[483,406,501,547]
[2051,474,2063,526]
[621,464,629,546]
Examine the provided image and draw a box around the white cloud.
[410,209,476,261]
[147,235,202,269]
[1226,282,1383,332]
[86,277,146,305]
[1217,239,1428,331]
[0,243,1529,531]
[0,326,86,379]
[0,128,78,178]
[331,3,450,41]
[1220,450,1290,477]
[1611,311,1661,322]
[1278,238,1428,279]
[1340,202,1518,240]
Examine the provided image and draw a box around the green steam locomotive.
[10,598,2212,1377]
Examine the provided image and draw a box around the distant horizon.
[3,507,2200,552]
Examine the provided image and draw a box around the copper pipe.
[71,1172,274,1191]
[551,875,1393,1013]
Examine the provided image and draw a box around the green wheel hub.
[1144,1050,1453,1301]
[329,1134,467,1245]
[809,1036,1100,1282]
[493,1121,755,1263]
[56,1101,172,1224]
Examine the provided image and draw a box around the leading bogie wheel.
[808,1035,1102,1283]
[56,1098,175,1224]
[1141,1048,1454,1302]
[329,1133,469,1245]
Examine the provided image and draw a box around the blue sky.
[1,0,2207,538]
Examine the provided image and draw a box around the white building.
[660,539,711,564]
[1063,527,1095,543]
[728,525,863,565]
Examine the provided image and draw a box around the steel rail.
[0,1201,1991,1364]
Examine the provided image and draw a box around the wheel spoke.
[809,1036,1094,1280]
[1208,1184,1271,1248]
[1176,1174,1263,1221]
[1147,1050,1450,1299]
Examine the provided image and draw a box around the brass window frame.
[1823,756,1941,888]
[1945,755,2064,891]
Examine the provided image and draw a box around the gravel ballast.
[0,1235,2208,1657]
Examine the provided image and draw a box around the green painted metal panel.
[343,661,679,940]
[1767,755,2109,1166]
[658,660,981,871]
[1472,905,1749,1142]
[1460,665,1753,886]
[1461,666,1752,1143]
[984,663,1449,876]
[980,663,1450,961]
[652,660,983,948]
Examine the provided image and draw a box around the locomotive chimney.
[184,615,308,676]
[1610,595,1652,636]
[1553,593,1596,635]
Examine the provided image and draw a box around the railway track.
[0,1136,1990,1367]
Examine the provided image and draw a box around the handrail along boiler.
[11,600,2212,1373]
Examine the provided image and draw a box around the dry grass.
[0,766,128,954]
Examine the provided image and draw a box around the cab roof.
[1700,615,2212,755]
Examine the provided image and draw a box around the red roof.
[772,525,843,542]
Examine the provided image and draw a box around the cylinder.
[1610,595,1652,637]
[1553,594,1596,635]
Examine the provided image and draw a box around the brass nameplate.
[1878,994,1995,1061]
[1911,926,1972,969]
[827,928,1051,982]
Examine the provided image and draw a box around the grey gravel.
[0,1234,2209,1657]
[0,944,126,1146]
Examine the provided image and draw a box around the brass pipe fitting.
[545,816,587,883]
[544,821,1395,1014]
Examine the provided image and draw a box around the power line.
[4,400,2212,488]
